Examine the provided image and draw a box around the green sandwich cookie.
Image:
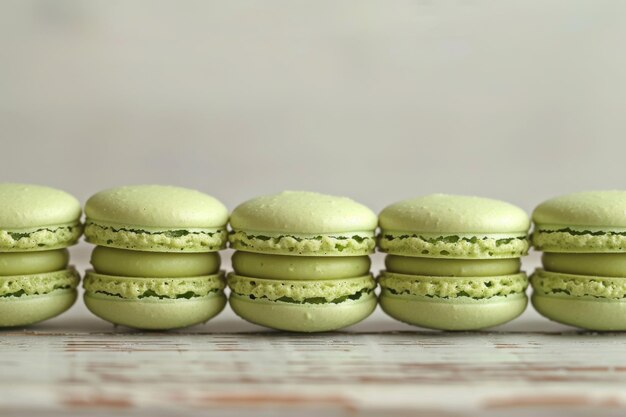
[83,186,228,330]
[228,191,378,332]
[531,191,626,330]
[0,184,82,327]
[378,194,530,330]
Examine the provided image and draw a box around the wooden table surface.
[2,249,624,417]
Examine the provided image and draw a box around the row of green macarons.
[1,183,625,332]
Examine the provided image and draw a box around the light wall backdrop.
[1,0,625,214]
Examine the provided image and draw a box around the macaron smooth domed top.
[85,185,228,229]
[0,183,81,230]
[533,191,626,228]
[379,194,530,234]
[532,191,626,253]
[378,194,530,259]
[0,183,82,251]
[229,191,377,256]
[84,185,229,252]
[230,191,377,234]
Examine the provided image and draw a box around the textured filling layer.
[531,268,626,300]
[542,253,626,278]
[0,224,82,251]
[85,221,227,252]
[229,230,375,256]
[385,255,520,277]
[84,271,225,300]
[378,232,529,259]
[0,249,69,275]
[227,273,376,304]
[379,271,528,299]
[532,227,626,252]
[0,268,79,297]
[91,246,220,278]
[232,252,371,280]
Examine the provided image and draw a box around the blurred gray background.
[1,0,625,214]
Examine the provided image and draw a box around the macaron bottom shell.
[530,267,626,330]
[229,292,377,332]
[84,291,226,330]
[0,262,80,327]
[379,291,528,330]
[532,293,626,331]
[0,288,77,327]
[83,270,226,330]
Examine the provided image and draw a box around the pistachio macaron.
[531,190,626,330]
[228,191,378,332]
[0,184,81,327]
[83,185,228,330]
[378,194,530,330]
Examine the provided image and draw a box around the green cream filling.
[231,252,371,280]
[542,253,626,278]
[229,230,376,255]
[378,232,529,258]
[531,269,626,300]
[0,224,82,251]
[0,249,69,275]
[0,268,80,297]
[385,255,520,277]
[85,222,227,252]
[83,271,225,300]
[379,271,528,300]
[533,227,626,252]
[91,246,220,278]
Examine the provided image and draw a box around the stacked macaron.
[377,194,531,330]
[531,191,626,330]
[82,185,229,330]
[228,191,378,332]
[0,183,82,327]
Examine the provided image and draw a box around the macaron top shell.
[85,185,228,229]
[379,194,530,234]
[378,194,530,259]
[84,185,228,252]
[0,183,81,230]
[532,191,626,253]
[533,191,626,229]
[230,191,377,235]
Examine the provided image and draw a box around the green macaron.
[82,185,228,330]
[0,184,82,327]
[531,190,626,330]
[378,194,530,330]
[228,191,378,332]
